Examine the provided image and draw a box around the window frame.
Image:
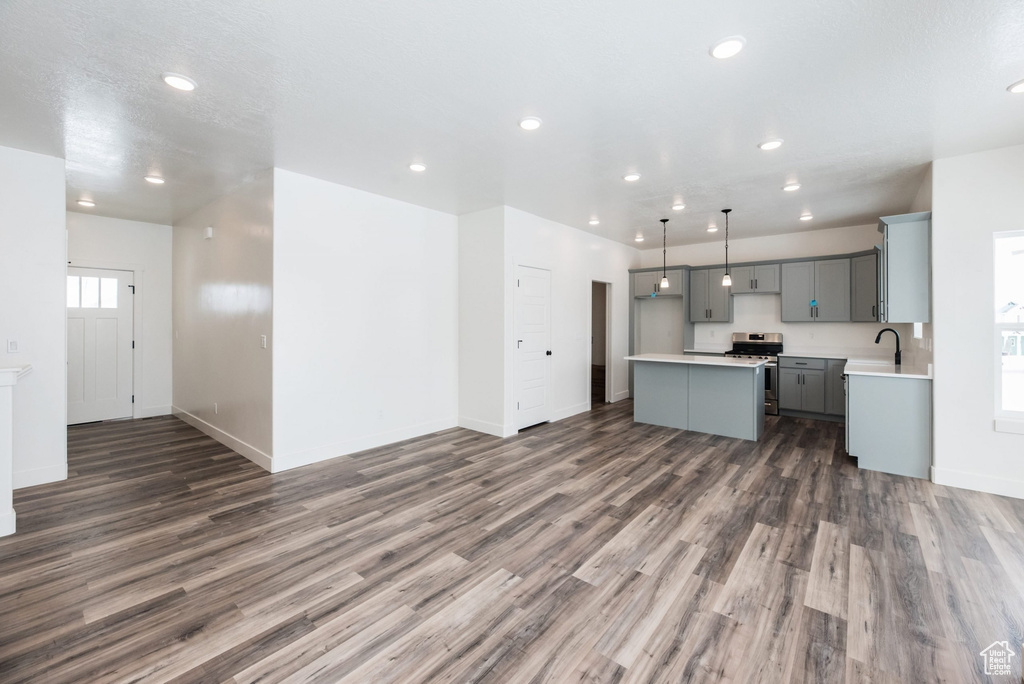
[994,230,1024,431]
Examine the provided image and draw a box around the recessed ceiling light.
[707,225,718,233]
[161,72,197,91]
[409,162,427,172]
[144,175,165,184]
[77,199,95,207]
[758,139,784,151]
[672,203,686,211]
[519,116,543,131]
[589,219,600,226]
[634,233,644,242]
[783,183,801,192]
[623,172,641,182]
[1008,79,1024,94]
[710,36,746,59]
[800,214,814,221]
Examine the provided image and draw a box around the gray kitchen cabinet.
[847,373,931,478]
[878,212,930,323]
[779,357,827,413]
[826,359,847,416]
[851,254,879,322]
[781,259,851,322]
[634,269,683,298]
[780,261,815,322]
[730,264,780,294]
[688,268,732,322]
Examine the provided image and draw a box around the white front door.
[67,267,134,425]
[514,265,551,430]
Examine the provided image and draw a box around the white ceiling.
[1,0,1023,246]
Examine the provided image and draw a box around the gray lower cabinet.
[826,359,846,416]
[634,269,683,297]
[688,268,731,322]
[729,264,780,294]
[847,374,931,479]
[851,254,879,322]
[781,259,851,322]
[779,357,826,413]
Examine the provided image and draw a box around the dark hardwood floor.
[3,401,1024,682]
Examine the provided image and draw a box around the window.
[995,232,1024,421]
[66,275,118,309]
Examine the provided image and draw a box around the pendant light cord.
[660,218,668,278]
[723,209,731,274]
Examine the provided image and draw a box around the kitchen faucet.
[874,328,901,366]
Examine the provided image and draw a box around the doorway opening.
[591,281,611,407]
[66,266,134,425]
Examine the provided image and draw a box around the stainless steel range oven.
[724,333,782,415]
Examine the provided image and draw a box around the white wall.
[172,171,274,468]
[0,146,67,488]
[458,207,507,436]
[639,223,883,269]
[67,212,173,417]
[932,144,1024,499]
[592,282,607,367]
[272,169,458,471]
[504,207,641,431]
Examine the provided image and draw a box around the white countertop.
[844,360,933,380]
[626,353,766,368]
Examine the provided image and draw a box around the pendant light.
[660,219,670,290]
[721,209,733,287]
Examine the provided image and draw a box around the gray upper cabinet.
[689,268,732,322]
[851,254,879,322]
[814,259,851,322]
[878,212,930,323]
[634,269,683,298]
[781,259,851,322]
[781,261,815,322]
[730,264,780,294]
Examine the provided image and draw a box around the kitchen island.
[625,353,766,440]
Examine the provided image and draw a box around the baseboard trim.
[173,407,274,472]
[136,405,172,419]
[611,390,630,402]
[932,466,1024,500]
[552,401,591,423]
[13,463,67,489]
[274,417,459,473]
[458,417,506,437]
[0,507,15,537]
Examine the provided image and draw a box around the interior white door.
[514,265,551,430]
[67,267,134,425]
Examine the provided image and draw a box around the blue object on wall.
[810,299,818,307]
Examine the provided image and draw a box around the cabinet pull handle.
[872,305,876,318]
[755,278,758,289]
[750,279,754,290]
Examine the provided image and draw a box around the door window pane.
[81,277,99,308]
[67,276,80,308]
[100,278,118,309]
[1002,330,1024,412]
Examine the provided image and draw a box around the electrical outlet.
[260,335,267,349]
[6,339,18,353]
[214,402,218,415]
[808,332,815,339]
[709,330,715,338]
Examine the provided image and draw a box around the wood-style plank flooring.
[3,401,1024,682]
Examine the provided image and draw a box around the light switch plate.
[7,339,18,353]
